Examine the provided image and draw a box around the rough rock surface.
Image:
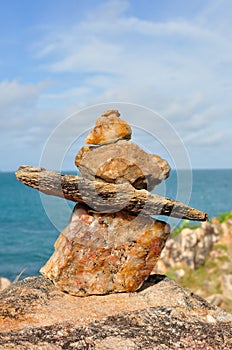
[222,274,232,301]
[0,275,232,349]
[154,219,232,273]
[0,277,11,292]
[75,140,170,190]
[40,204,170,296]
[153,217,232,313]
[154,221,218,272]
[85,109,132,145]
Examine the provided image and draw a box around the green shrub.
[218,210,232,223]
[172,210,232,237]
[172,220,200,237]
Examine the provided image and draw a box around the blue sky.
[1,0,232,171]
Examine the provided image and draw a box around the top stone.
[85,110,132,145]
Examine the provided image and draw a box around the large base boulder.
[0,275,232,349]
[40,204,170,296]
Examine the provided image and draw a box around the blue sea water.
[0,169,231,281]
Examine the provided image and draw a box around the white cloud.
[50,40,122,74]
[31,0,231,161]
[34,0,231,75]
[33,0,232,109]
[0,79,64,149]
[0,80,48,114]
[1,0,232,169]
[183,130,224,146]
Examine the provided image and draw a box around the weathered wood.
[15,166,208,221]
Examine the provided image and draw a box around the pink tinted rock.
[40,204,170,296]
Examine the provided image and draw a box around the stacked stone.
[40,110,172,296]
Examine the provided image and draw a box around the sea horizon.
[1,167,232,173]
[1,169,232,281]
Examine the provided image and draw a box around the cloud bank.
[0,0,231,170]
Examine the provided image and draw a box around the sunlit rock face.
[40,204,170,296]
[75,140,170,191]
[85,110,132,145]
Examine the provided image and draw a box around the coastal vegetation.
[158,212,232,313]
[172,210,232,237]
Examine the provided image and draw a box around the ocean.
[0,169,231,281]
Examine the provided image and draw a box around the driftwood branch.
[15,166,207,221]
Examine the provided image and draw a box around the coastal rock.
[221,274,232,301]
[154,221,216,273]
[40,204,170,296]
[0,277,11,292]
[206,294,224,307]
[194,226,214,268]
[0,275,232,349]
[85,109,132,145]
[75,140,170,190]
[152,217,232,313]
[180,228,198,270]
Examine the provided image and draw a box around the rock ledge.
[0,275,232,349]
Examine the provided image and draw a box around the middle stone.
[40,204,170,296]
[75,140,170,191]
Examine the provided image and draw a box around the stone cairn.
[16,110,207,296]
